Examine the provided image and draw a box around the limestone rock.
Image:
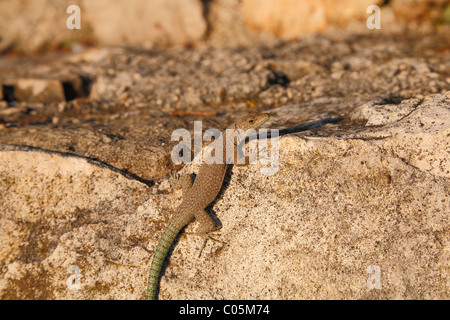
[0,0,86,53]
[0,0,205,54]
[3,79,65,104]
[81,0,206,48]
[351,98,421,126]
[0,147,155,299]
[241,0,383,39]
[390,0,450,25]
[242,0,326,38]
[1,92,448,299]
[2,0,446,54]
[206,0,264,48]
[163,92,449,299]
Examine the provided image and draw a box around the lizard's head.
[233,112,270,131]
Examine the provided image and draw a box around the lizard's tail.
[147,220,182,300]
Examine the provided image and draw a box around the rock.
[0,0,86,54]
[351,98,421,126]
[241,0,383,39]
[0,106,28,117]
[161,92,449,299]
[65,48,111,64]
[379,93,450,179]
[0,29,448,299]
[0,0,205,54]
[389,0,450,25]
[4,79,65,104]
[206,0,263,47]
[89,73,133,101]
[82,0,206,48]
[0,146,153,299]
[263,60,327,81]
[1,0,446,54]
[1,91,448,299]
[242,0,326,38]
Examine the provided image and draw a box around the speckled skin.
[147,112,270,300]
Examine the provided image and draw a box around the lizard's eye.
[248,119,254,123]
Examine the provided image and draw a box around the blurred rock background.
[0,0,449,54]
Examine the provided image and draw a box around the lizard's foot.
[198,232,227,258]
[168,170,182,188]
[185,229,225,243]
[191,210,225,256]
[205,232,227,245]
[185,230,227,257]
[169,171,193,195]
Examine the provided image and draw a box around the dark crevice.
[62,74,92,101]
[2,75,92,103]
[266,70,290,88]
[374,95,405,105]
[2,84,17,103]
[62,81,78,101]
[201,0,214,40]
[79,74,93,97]
[0,144,154,188]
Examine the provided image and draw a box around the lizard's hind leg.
[193,210,226,257]
[194,209,219,234]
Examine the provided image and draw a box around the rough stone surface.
[3,78,65,104]
[1,32,449,180]
[0,31,449,299]
[0,148,152,299]
[0,92,448,299]
[351,98,421,126]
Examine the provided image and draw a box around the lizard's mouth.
[255,113,270,128]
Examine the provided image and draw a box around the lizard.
[147,112,270,300]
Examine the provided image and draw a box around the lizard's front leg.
[169,171,194,196]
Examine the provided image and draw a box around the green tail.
[147,220,182,300]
